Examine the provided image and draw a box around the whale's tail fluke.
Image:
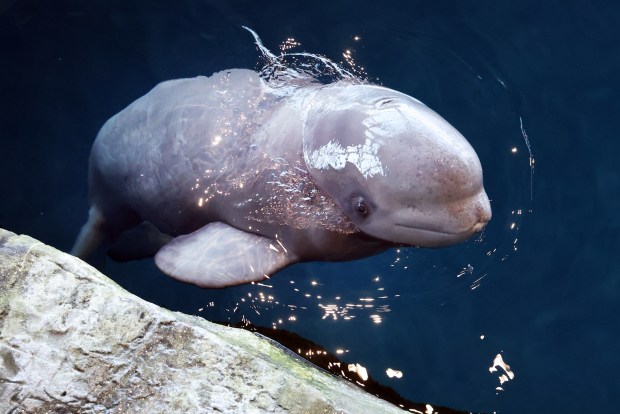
[71,206,106,259]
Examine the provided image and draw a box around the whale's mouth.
[394,221,488,237]
[385,218,490,248]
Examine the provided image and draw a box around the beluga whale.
[72,29,491,288]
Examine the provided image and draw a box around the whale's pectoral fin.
[154,222,297,288]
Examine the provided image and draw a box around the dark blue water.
[1,1,618,413]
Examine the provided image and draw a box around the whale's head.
[302,84,491,247]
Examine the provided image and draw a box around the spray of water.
[242,26,367,91]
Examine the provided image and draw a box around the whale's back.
[88,69,273,233]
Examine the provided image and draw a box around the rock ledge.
[0,229,405,414]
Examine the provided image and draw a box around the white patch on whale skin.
[307,138,384,178]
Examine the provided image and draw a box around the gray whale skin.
[72,69,491,288]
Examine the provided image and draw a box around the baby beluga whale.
[72,68,491,288]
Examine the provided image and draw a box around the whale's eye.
[352,196,369,217]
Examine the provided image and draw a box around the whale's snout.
[470,219,488,234]
[359,186,491,248]
[470,190,492,233]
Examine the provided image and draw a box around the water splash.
[242,26,366,91]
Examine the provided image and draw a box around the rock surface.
[0,228,406,414]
